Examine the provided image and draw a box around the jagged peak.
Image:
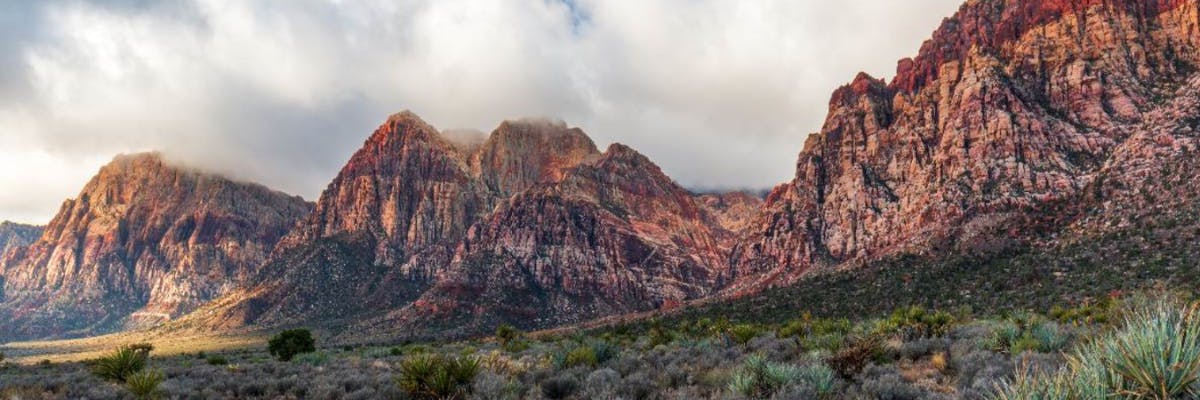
[889,0,1194,93]
[830,72,891,107]
[596,143,661,172]
[486,117,599,153]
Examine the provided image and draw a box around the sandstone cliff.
[0,153,311,340]
[730,0,1200,289]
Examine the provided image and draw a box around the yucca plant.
[397,354,480,400]
[125,369,165,399]
[1098,299,1200,399]
[91,345,150,382]
[727,355,811,398]
[992,296,1200,400]
[1031,321,1071,353]
[797,363,836,395]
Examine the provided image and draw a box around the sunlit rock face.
[730,0,1200,289]
[0,153,311,340]
[197,111,744,337]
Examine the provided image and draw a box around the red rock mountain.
[193,112,741,337]
[729,0,1200,289]
[0,153,311,340]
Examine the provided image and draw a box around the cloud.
[0,0,963,224]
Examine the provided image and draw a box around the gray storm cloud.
[0,0,964,224]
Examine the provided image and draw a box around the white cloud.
[0,0,963,224]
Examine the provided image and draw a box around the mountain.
[0,153,311,340]
[0,222,41,260]
[728,0,1200,291]
[190,112,740,338]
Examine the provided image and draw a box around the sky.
[0,0,964,225]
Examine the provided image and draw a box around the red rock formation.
[731,0,1200,289]
[0,222,41,261]
[356,143,736,335]
[199,112,741,336]
[0,153,311,340]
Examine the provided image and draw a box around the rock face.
[730,0,1200,289]
[0,153,311,340]
[0,222,41,260]
[202,112,738,337]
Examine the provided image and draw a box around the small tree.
[268,329,316,361]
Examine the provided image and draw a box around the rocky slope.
[729,0,1200,290]
[0,153,311,340]
[192,112,740,337]
[0,222,41,260]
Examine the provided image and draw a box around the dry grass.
[2,331,265,364]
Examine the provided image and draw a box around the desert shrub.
[877,307,958,339]
[206,355,228,366]
[541,375,579,400]
[496,324,521,345]
[563,346,598,368]
[1050,297,1118,326]
[987,318,1072,355]
[295,351,330,366]
[589,340,619,364]
[648,320,674,347]
[620,372,658,400]
[268,329,316,361]
[729,324,762,346]
[728,355,805,398]
[472,370,523,400]
[125,369,165,399]
[797,363,836,395]
[1030,322,1071,352]
[397,354,481,399]
[826,335,882,378]
[390,347,404,356]
[800,333,845,353]
[860,371,936,400]
[583,368,621,398]
[92,345,151,382]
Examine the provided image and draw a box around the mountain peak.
[473,118,600,195]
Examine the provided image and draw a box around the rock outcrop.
[0,222,41,260]
[0,153,311,340]
[730,0,1200,289]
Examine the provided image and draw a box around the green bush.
[728,324,761,346]
[563,346,598,368]
[397,354,480,399]
[205,355,228,366]
[268,329,316,361]
[877,306,957,339]
[125,369,165,399]
[390,347,404,356]
[91,345,151,382]
[496,324,521,346]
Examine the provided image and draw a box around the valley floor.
[1,294,1178,399]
